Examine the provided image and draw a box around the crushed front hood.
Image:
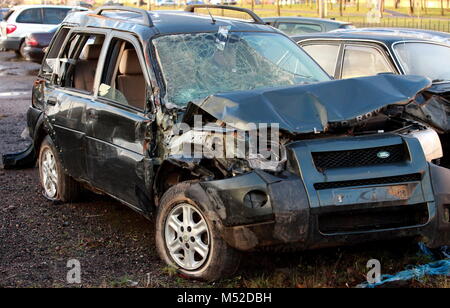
[191,74,431,133]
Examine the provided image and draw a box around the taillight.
[6,24,16,35]
[25,37,38,47]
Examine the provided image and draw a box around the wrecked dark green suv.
[4,5,450,280]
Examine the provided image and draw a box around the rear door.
[85,32,153,210]
[301,41,342,78]
[339,43,397,79]
[43,29,108,181]
[12,8,45,37]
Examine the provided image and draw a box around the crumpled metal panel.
[192,74,431,133]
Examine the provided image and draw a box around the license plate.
[332,184,413,205]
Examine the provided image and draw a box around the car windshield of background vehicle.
[153,31,330,106]
[394,42,450,83]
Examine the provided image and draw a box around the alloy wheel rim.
[41,148,58,198]
[164,203,210,271]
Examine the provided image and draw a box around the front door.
[85,33,153,210]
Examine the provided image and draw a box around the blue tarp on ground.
[358,243,450,288]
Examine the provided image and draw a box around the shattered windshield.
[153,31,330,106]
[394,42,450,83]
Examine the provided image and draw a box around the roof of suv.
[64,8,278,35]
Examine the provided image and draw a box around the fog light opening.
[244,190,268,209]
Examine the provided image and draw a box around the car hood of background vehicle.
[191,74,431,133]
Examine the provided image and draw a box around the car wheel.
[15,40,24,58]
[38,136,81,202]
[19,40,27,60]
[155,182,241,281]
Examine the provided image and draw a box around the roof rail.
[93,6,154,27]
[184,4,265,25]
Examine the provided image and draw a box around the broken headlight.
[168,124,287,172]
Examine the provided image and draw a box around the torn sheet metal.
[192,74,431,133]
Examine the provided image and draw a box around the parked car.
[0,5,87,57]
[210,0,238,4]
[4,5,450,281]
[155,0,176,6]
[295,30,450,167]
[263,16,354,36]
[22,27,56,63]
[187,0,205,4]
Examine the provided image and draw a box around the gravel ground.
[0,52,448,288]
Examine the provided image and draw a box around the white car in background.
[0,5,87,57]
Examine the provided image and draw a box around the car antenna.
[206,7,216,24]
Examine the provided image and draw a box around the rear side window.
[277,22,322,36]
[302,44,340,76]
[341,45,393,79]
[43,8,71,25]
[55,32,105,93]
[16,8,43,24]
[41,27,70,80]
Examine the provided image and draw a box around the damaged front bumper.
[187,134,450,251]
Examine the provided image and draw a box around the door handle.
[47,96,58,106]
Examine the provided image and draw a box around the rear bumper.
[23,46,45,63]
[0,36,22,51]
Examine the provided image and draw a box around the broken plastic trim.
[1,144,36,170]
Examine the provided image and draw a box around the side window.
[16,8,43,24]
[277,22,322,36]
[55,32,105,93]
[43,8,70,25]
[98,38,146,110]
[342,45,394,79]
[41,27,70,80]
[302,44,340,76]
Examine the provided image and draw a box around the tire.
[18,40,27,60]
[38,136,81,203]
[15,40,24,58]
[155,182,241,281]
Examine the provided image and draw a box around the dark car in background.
[295,30,450,167]
[22,27,56,63]
[263,16,354,36]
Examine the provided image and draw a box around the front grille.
[318,203,429,234]
[312,144,407,171]
[314,173,422,190]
